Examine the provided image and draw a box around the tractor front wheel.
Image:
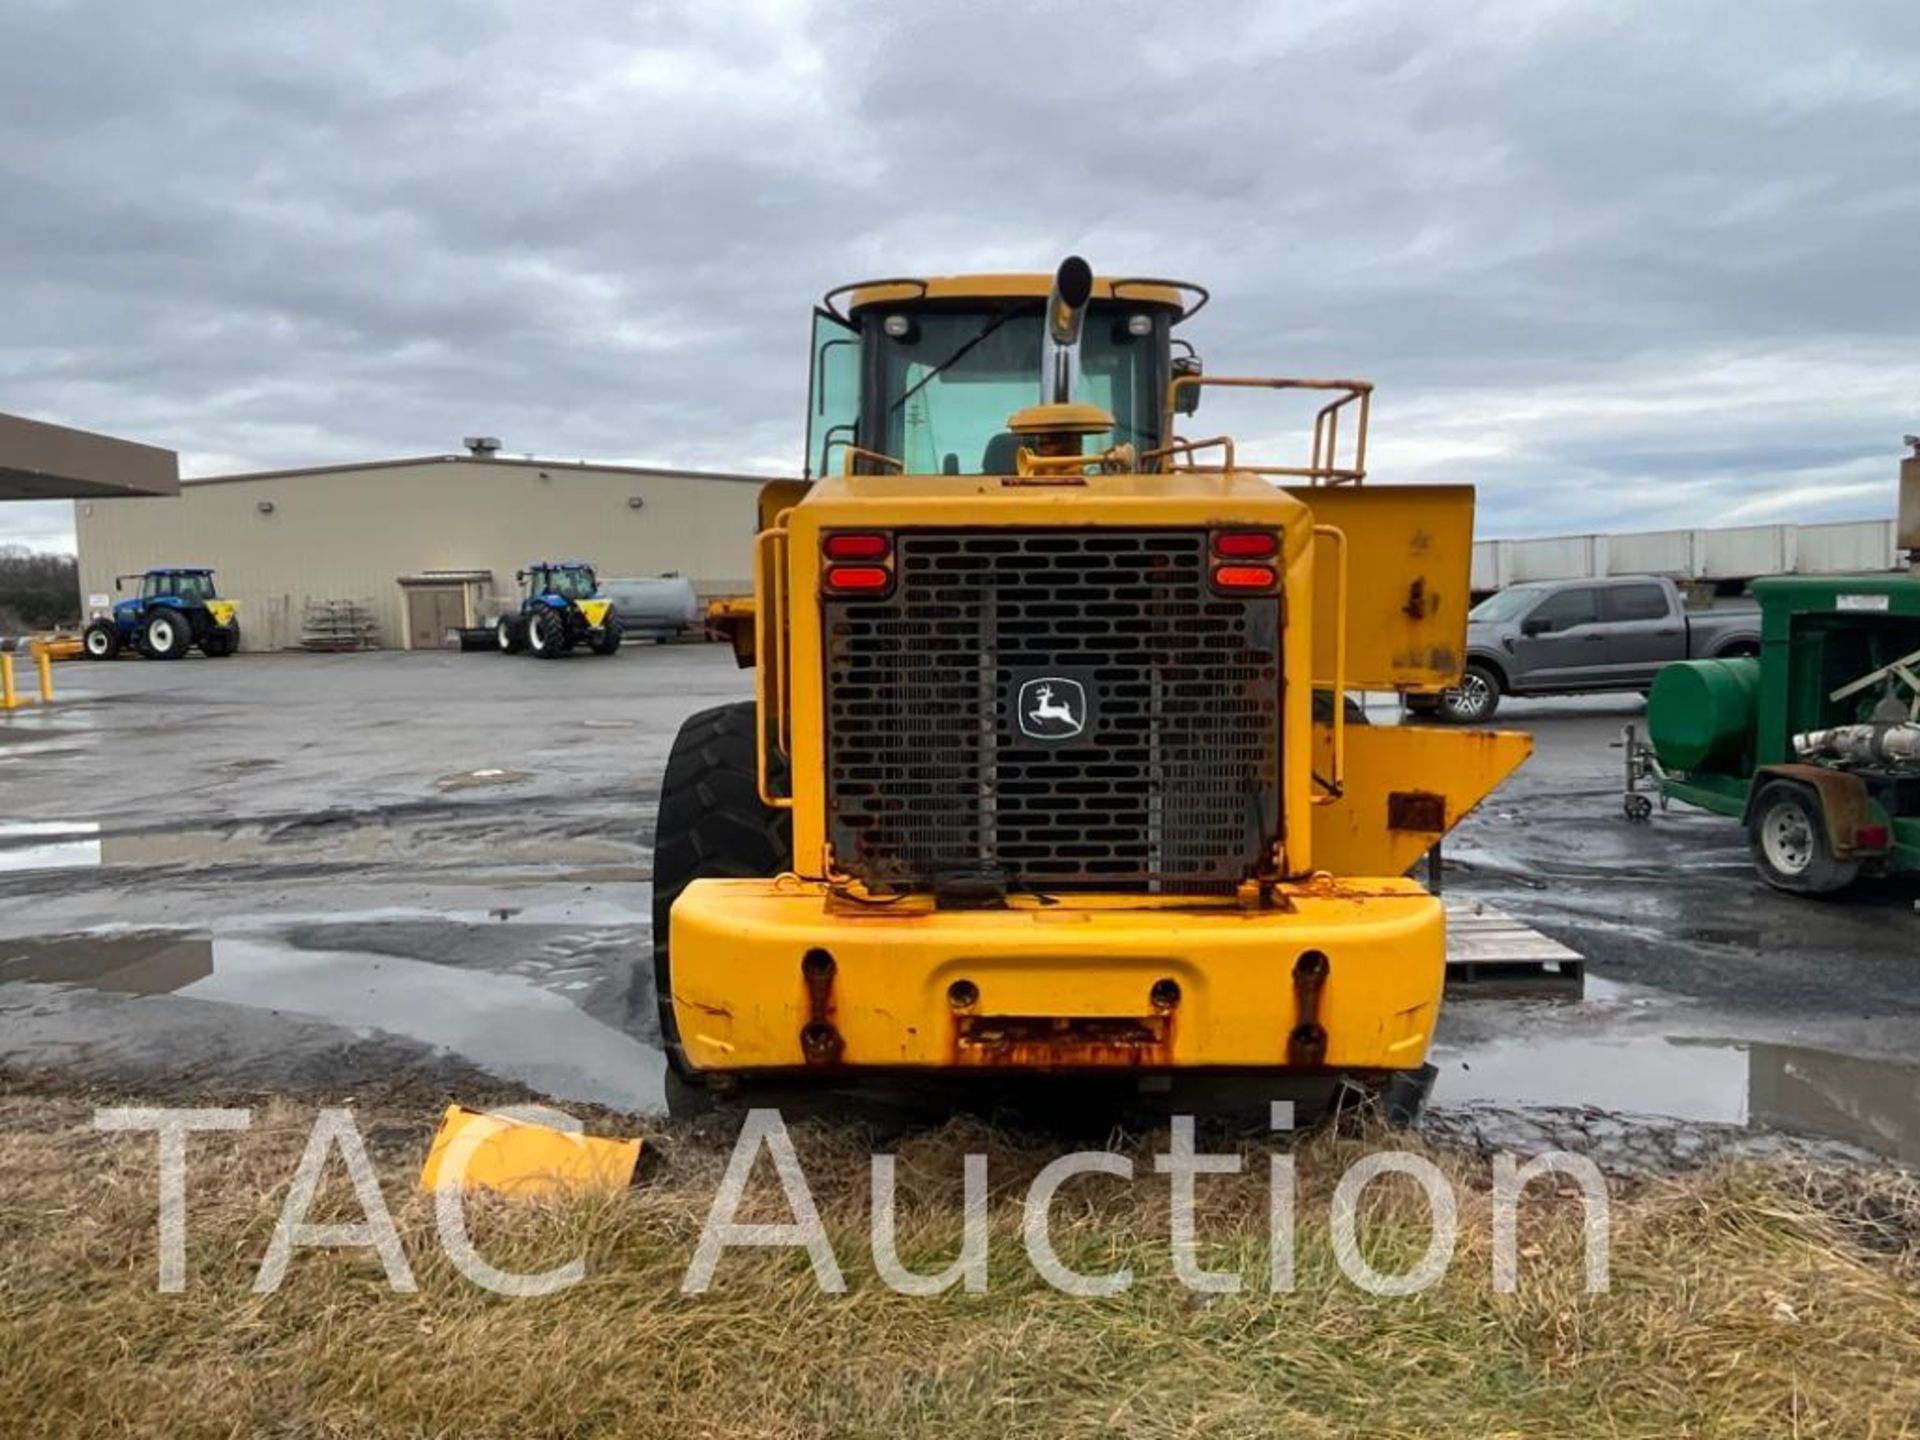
[141,612,191,660]
[496,617,526,654]
[590,617,624,655]
[650,701,791,1086]
[528,608,569,658]
[83,622,120,660]
[201,630,237,657]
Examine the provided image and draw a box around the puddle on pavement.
[1431,1031,1920,1163]
[0,818,634,875]
[0,929,664,1113]
[437,768,532,792]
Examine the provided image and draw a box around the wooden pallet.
[1443,899,1584,983]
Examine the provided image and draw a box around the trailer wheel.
[83,622,120,660]
[527,607,568,658]
[1437,662,1500,724]
[1748,781,1859,895]
[650,701,791,1085]
[141,612,190,660]
[590,617,624,655]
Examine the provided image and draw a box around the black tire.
[528,607,569,658]
[591,617,624,655]
[82,622,120,660]
[141,611,191,660]
[651,701,791,1079]
[1748,781,1860,895]
[1438,661,1501,724]
[200,629,236,657]
[496,616,526,654]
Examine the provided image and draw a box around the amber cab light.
[1213,530,1279,559]
[1214,564,1278,590]
[824,564,891,592]
[823,531,891,561]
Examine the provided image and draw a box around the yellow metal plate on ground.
[418,1104,641,1197]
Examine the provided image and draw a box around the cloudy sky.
[3,0,1917,552]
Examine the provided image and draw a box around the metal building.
[73,449,763,651]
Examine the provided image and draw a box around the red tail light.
[824,564,891,592]
[1856,824,1891,850]
[823,531,891,561]
[1213,530,1279,559]
[1213,564,1278,591]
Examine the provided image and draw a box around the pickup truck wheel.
[1749,781,1859,895]
[1438,662,1500,724]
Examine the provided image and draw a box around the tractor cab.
[520,561,600,605]
[496,561,622,658]
[87,568,239,660]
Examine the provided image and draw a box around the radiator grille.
[824,529,1283,891]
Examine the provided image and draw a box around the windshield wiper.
[889,309,1018,414]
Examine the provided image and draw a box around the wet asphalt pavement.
[3,647,1917,1166]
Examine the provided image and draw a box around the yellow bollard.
[1,653,15,711]
[35,647,54,703]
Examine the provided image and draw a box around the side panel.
[1311,723,1531,876]
[1286,484,1476,692]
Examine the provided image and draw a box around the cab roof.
[829,273,1206,324]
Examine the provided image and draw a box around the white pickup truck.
[1415,574,1762,723]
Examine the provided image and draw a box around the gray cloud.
[2,0,1917,553]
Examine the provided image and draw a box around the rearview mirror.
[1521,617,1551,637]
[1172,355,1203,416]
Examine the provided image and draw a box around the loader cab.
[807,276,1205,479]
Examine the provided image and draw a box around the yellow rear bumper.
[667,878,1443,1074]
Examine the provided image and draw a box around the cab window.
[1526,588,1600,633]
[862,303,1167,475]
[807,308,861,479]
[1603,584,1669,623]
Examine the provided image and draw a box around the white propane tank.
[600,576,699,640]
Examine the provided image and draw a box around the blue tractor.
[84,568,240,660]
[495,561,622,658]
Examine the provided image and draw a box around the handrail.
[752,517,794,811]
[1162,376,1372,485]
[840,445,905,476]
[1312,523,1348,805]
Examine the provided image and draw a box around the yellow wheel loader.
[652,258,1529,1116]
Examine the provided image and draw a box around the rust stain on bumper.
[953,1014,1171,1068]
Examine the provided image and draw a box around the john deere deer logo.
[1017,677,1088,741]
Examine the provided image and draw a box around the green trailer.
[1623,573,1920,894]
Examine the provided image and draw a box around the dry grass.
[3,1084,1919,1439]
